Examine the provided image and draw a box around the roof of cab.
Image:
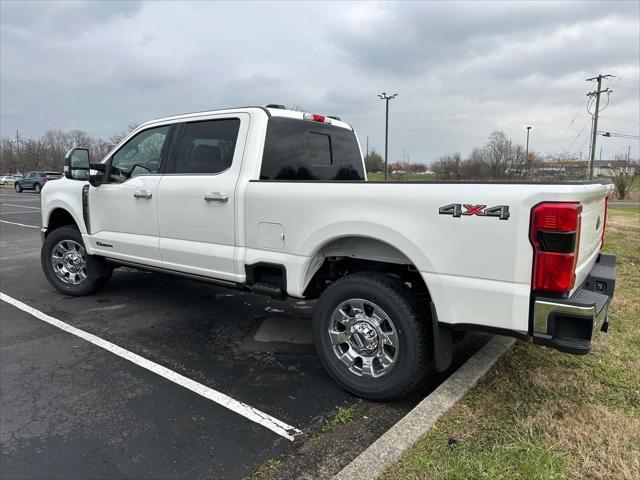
[139,106,353,131]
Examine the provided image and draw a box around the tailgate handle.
[204,192,228,203]
[133,190,152,199]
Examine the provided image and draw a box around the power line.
[560,106,583,142]
[614,76,640,85]
[566,117,592,150]
[598,131,640,140]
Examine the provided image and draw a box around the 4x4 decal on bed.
[439,203,510,220]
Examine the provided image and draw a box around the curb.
[334,336,515,480]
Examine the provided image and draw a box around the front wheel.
[41,226,113,296]
[15,183,22,192]
[313,272,431,400]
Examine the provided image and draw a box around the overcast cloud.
[1,0,638,162]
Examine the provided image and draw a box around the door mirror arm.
[88,161,108,187]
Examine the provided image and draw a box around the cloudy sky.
[1,0,638,163]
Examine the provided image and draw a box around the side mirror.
[64,148,90,180]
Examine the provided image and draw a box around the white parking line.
[0,193,40,199]
[1,203,41,210]
[0,211,41,215]
[0,292,303,441]
[0,220,39,229]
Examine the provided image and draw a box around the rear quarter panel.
[243,181,612,333]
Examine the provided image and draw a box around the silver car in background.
[0,174,21,185]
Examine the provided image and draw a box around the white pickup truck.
[40,105,616,399]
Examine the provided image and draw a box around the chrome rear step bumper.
[532,253,616,355]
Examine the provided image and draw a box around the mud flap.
[430,302,452,372]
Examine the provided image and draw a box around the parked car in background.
[14,171,62,193]
[1,174,19,185]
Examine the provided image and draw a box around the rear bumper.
[532,252,616,355]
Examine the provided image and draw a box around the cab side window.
[109,125,170,183]
[173,119,240,174]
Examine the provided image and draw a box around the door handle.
[133,189,152,199]
[204,192,228,203]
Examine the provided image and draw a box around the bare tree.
[1,123,138,173]
[432,153,462,180]
[610,153,637,200]
[484,131,511,179]
[460,147,486,179]
[107,123,138,150]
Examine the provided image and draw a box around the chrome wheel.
[328,298,399,378]
[50,239,87,285]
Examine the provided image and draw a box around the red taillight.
[530,202,582,293]
[601,196,608,248]
[303,112,330,123]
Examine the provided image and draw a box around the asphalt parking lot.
[0,188,491,479]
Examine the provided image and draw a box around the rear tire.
[15,183,22,192]
[34,183,41,194]
[313,272,431,400]
[41,226,113,296]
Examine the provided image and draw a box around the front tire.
[15,183,22,192]
[313,272,431,400]
[41,226,113,296]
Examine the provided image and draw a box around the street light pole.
[378,92,397,181]
[525,126,531,163]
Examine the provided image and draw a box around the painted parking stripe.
[0,211,41,215]
[1,203,41,210]
[0,193,40,198]
[0,220,39,229]
[0,292,303,441]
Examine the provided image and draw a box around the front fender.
[41,178,87,235]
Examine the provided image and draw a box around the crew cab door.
[88,124,174,267]
[156,114,249,282]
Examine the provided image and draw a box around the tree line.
[0,125,136,174]
[2,127,636,198]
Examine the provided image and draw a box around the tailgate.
[574,194,608,291]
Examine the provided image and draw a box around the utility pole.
[525,126,531,163]
[586,74,613,179]
[599,146,602,161]
[366,136,369,158]
[15,130,21,171]
[378,92,397,181]
[629,146,632,162]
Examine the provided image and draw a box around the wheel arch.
[44,206,82,237]
[301,234,433,303]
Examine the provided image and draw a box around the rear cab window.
[260,117,364,180]
[170,119,240,174]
